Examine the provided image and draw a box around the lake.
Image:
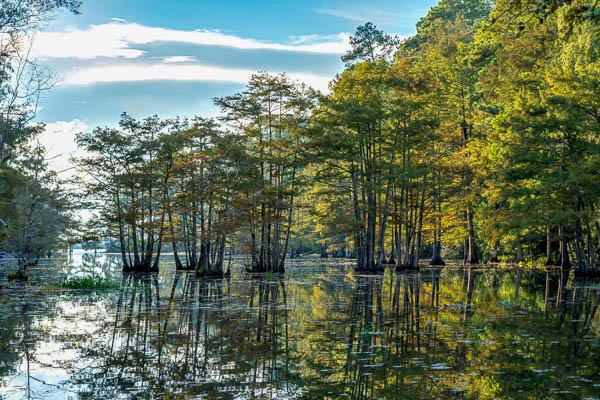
[1,254,599,399]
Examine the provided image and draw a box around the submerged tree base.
[429,256,446,266]
[244,260,285,274]
[123,265,159,273]
[574,270,600,278]
[395,264,419,272]
[355,261,385,273]
[196,270,226,278]
[383,257,395,265]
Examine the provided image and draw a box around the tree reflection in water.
[344,271,452,399]
[0,264,599,399]
[68,272,296,398]
[339,268,600,399]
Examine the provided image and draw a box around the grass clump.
[59,276,120,290]
[7,270,29,281]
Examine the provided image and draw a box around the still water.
[0,254,599,399]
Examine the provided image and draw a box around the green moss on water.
[59,276,120,290]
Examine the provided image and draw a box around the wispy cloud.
[62,63,332,91]
[32,21,350,60]
[315,6,416,31]
[289,33,350,45]
[316,7,367,22]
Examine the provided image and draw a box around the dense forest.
[0,0,81,277]
[1,0,599,276]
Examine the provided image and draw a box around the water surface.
[1,254,599,399]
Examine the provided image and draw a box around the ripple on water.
[0,257,599,399]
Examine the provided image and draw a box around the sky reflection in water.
[0,254,599,399]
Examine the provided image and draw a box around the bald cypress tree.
[216,73,316,273]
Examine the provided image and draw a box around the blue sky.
[35,0,438,172]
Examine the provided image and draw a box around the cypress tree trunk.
[352,168,368,271]
[413,186,426,270]
[172,244,184,270]
[167,207,185,270]
[490,240,500,263]
[558,225,571,271]
[115,191,131,271]
[465,203,479,264]
[515,241,523,263]
[376,180,393,270]
[367,186,377,272]
[585,218,596,272]
[574,217,588,273]
[320,246,328,258]
[429,189,445,266]
[276,180,296,273]
[118,226,130,271]
[429,237,445,266]
[394,225,402,270]
[545,226,554,266]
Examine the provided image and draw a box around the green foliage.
[76,73,316,273]
[6,270,28,280]
[342,22,400,65]
[472,0,600,270]
[304,0,599,271]
[0,0,80,274]
[0,144,70,267]
[403,0,492,51]
[69,0,600,275]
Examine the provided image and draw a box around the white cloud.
[38,120,88,175]
[62,63,332,91]
[162,55,198,63]
[290,33,350,45]
[32,21,350,59]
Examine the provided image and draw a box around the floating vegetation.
[6,270,29,281]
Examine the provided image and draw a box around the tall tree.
[475,0,600,272]
[311,24,439,271]
[167,118,246,276]
[76,114,179,272]
[216,72,316,273]
[0,0,81,164]
[0,144,69,274]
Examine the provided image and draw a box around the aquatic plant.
[6,270,29,281]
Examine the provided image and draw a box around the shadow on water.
[0,259,599,399]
